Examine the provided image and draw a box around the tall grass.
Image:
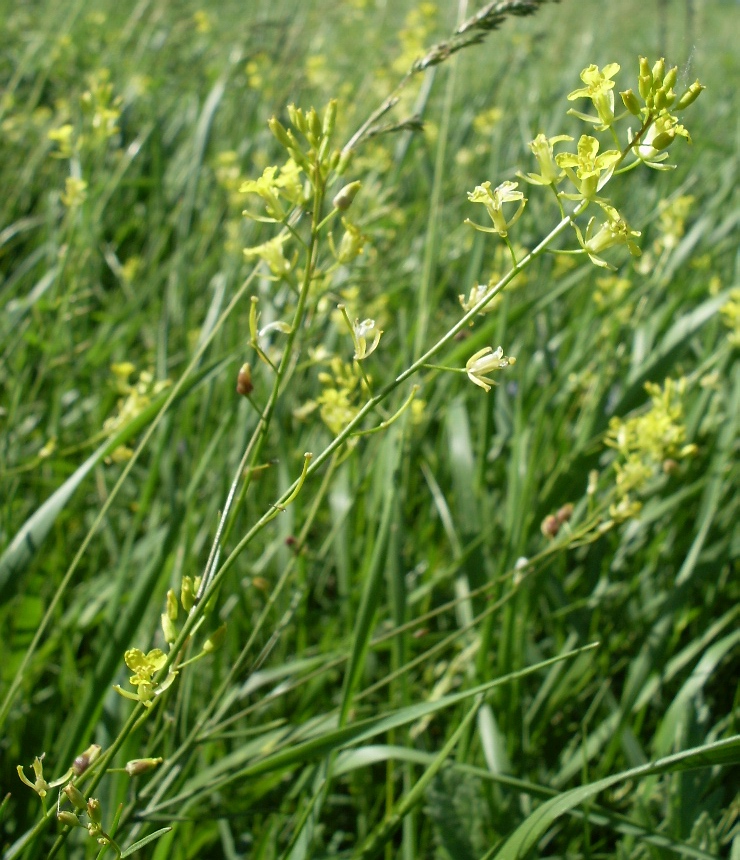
[1,1,738,858]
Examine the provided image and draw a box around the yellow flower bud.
[651,58,665,84]
[268,116,293,151]
[620,89,641,116]
[322,98,337,140]
[676,81,704,110]
[202,623,227,654]
[181,576,195,612]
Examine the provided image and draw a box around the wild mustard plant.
[10,5,712,845]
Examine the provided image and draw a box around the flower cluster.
[294,356,366,437]
[467,59,703,286]
[605,378,697,520]
[103,364,171,462]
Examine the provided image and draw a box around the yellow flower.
[465,346,516,392]
[466,181,526,237]
[567,63,620,128]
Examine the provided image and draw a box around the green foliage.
[1,0,738,858]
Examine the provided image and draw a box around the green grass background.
[0,0,738,857]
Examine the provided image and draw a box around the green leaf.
[120,827,173,857]
[494,735,740,859]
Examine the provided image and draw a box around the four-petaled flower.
[17,754,72,798]
[567,63,620,129]
[121,648,168,706]
[240,166,285,220]
[466,346,516,392]
[243,235,292,277]
[572,203,641,268]
[352,318,383,360]
[466,181,527,237]
[556,135,621,201]
[521,133,572,186]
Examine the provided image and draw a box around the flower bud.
[652,57,665,84]
[125,757,163,777]
[287,104,306,134]
[587,470,599,496]
[328,149,341,172]
[161,612,177,645]
[87,798,102,826]
[236,362,253,396]
[307,108,321,146]
[332,180,361,211]
[335,148,354,176]
[662,458,679,475]
[336,219,365,264]
[73,744,102,776]
[165,588,178,621]
[202,623,227,654]
[556,503,574,525]
[541,514,560,539]
[653,87,668,110]
[268,116,293,151]
[249,296,259,343]
[322,99,337,140]
[181,575,195,611]
[64,782,86,810]
[639,57,651,82]
[620,89,641,116]
[663,66,677,90]
[57,811,81,827]
[676,81,704,110]
[651,129,675,151]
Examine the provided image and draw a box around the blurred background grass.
[1,0,738,857]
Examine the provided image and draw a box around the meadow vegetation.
[0,0,738,857]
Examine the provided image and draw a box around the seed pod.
[662,458,679,475]
[556,503,574,525]
[236,363,253,396]
[73,744,102,776]
[541,514,560,539]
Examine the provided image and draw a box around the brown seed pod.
[541,514,560,539]
[555,503,574,525]
[236,362,253,396]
